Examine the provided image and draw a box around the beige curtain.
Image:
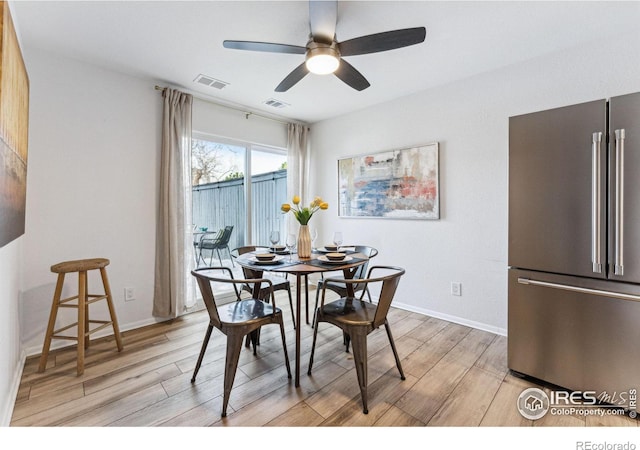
[153,88,195,318]
[286,123,310,234]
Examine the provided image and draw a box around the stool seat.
[51,258,110,273]
[39,257,123,376]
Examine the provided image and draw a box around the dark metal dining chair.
[308,266,406,414]
[191,267,292,417]
[232,245,296,328]
[197,225,235,267]
[312,245,378,327]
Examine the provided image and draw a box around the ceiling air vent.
[194,74,229,90]
[263,98,290,109]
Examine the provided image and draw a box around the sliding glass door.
[250,146,287,248]
[191,135,286,266]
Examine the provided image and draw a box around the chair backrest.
[234,245,269,256]
[218,226,234,245]
[191,267,276,327]
[322,265,404,328]
[191,267,232,328]
[352,246,378,279]
[199,229,223,248]
[233,245,270,279]
[369,266,404,328]
[353,245,379,259]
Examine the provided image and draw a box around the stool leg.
[84,273,90,350]
[77,270,86,375]
[100,267,123,352]
[38,273,65,373]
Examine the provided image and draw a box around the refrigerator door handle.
[591,132,603,274]
[614,129,626,276]
[518,277,640,302]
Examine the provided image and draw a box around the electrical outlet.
[451,282,462,296]
[124,287,135,302]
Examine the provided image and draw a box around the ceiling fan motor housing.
[305,40,341,74]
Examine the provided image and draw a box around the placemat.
[244,259,299,270]
[306,256,367,269]
[313,248,358,255]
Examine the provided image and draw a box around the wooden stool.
[38,258,124,375]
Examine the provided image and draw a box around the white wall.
[192,98,287,149]
[19,51,290,356]
[0,238,22,426]
[310,30,640,334]
[19,48,163,355]
[0,3,31,425]
[0,43,290,424]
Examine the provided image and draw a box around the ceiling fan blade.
[334,59,370,91]
[309,0,337,44]
[223,40,306,55]
[338,27,426,56]
[275,63,310,92]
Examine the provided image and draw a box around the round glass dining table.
[235,248,369,387]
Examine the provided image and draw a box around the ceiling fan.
[223,0,426,92]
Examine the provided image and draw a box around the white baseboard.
[393,301,507,337]
[1,348,27,427]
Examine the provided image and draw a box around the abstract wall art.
[338,143,439,220]
[0,1,30,248]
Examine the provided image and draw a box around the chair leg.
[384,320,406,380]
[311,285,320,328]
[196,248,204,267]
[349,327,369,414]
[278,317,292,379]
[208,249,214,267]
[38,273,65,372]
[217,249,223,266]
[222,332,245,417]
[307,314,321,375]
[250,329,259,355]
[286,286,296,329]
[192,323,214,382]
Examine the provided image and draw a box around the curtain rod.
[154,85,307,127]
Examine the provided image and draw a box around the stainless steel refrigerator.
[508,92,640,399]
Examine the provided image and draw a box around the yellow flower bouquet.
[281,195,328,225]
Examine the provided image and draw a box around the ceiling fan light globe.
[306,54,340,74]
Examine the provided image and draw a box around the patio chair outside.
[197,225,235,267]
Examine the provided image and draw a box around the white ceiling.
[11,0,640,123]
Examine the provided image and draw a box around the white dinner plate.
[250,255,284,265]
[317,255,353,264]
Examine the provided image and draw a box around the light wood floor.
[10,289,639,427]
